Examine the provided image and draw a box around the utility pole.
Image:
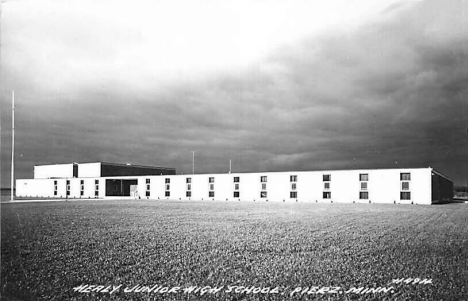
[192,151,195,175]
[11,91,15,202]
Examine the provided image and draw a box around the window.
[290,175,297,182]
[209,191,215,197]
[323,192,331,199]
[233,177,240,183]
[261,183,267,190]
[54,180,58,185]
[186,191,191,197]
[323,174,331,182]
[400,173,411,181]
[260,191,267,198]
[290,191,297,198]
[234,191,240,198]
[360,182,368,191]
[209,184,215,191]
[146,179,151,198]
[95,180,99,197]
[234,184,239,191]
[187,184,191,191]
[165,191,170,197]
[359,174,369,181]
[186,178,191,183]
[165,178,170,184]
[209,177,215,183]
[291,183,297,190]
[165,184,170,191]
[80,180,84,185]
[401,182,410,190]
[400,192,411,200]
[359,192,369,199]
[54,191,58,196]
[324,182,330,190]
[66,180,70,196]
[260,176,267,182]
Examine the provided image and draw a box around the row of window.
[148,172,411,186]
[55,180,99,197]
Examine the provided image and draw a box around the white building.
[16,163,453,205]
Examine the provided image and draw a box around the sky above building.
[1,0,467,187]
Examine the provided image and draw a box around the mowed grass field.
[1,200,467,301]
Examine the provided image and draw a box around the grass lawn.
[1,200,467,300]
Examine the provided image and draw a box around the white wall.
[34,164,74,179]
[78,163,101,178]
[17,168,434,205]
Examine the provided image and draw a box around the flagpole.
[11,91,15,202]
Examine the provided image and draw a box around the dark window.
[66,180,70,185]
[66,191,70,196]
[400,173,411,181]
[209,177,215,183]
[233,177,240,183]
[209,184,214,191]
[186,191,191,197]
[80,180,84,185]
[324,182,330,190]
[261,191,267,198]
[359,174,369,181]
[323,174,331,181]
[146,178,150,184]
[209,191,215,197]
[401,182,410,190]
[260,176,267,182]
[291,183,297,190]
[54,180,58,185]
[360,182,367,191]
[165,191,170,197]
[165,184,170,191]
[234,191,240,198]
[323,192,331,199]
[95,190,99,196]
[234,183,239,190]
[290,175,297,182]
[54,191,57,196]
[400,192,411,200]
[95,180,99,184]
[359,192,368,199]
[187,184,191,191]
[80,191,84,196]
[186,178,191,183]
[290,191,297,198]
[146,191,150,197]
[165,178,170,184]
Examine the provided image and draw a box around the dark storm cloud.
[1,0,467,187]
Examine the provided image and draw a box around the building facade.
[16,163,453,205]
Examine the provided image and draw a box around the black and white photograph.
[1,0,467,300]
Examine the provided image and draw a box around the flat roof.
[35,161,175,170]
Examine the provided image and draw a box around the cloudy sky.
[1,0,467,187]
